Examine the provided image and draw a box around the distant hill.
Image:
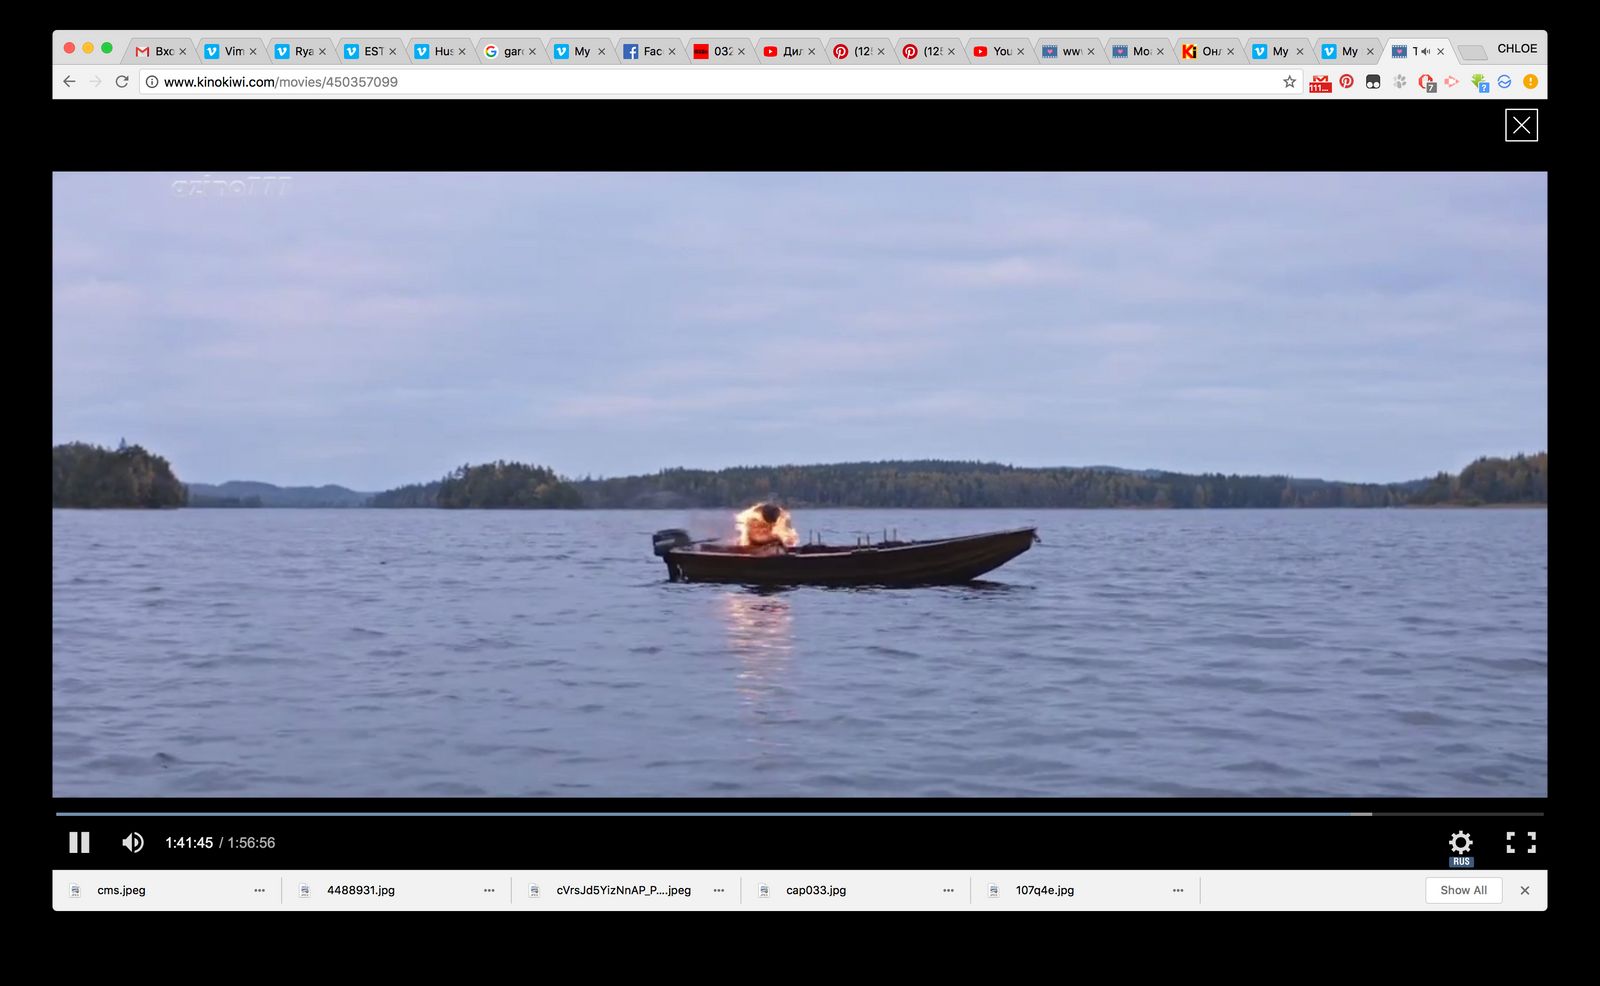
[186,481,373,508]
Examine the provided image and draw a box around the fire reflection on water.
[721,589,794,714]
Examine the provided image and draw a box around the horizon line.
[175,450,1548,495]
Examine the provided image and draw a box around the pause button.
[69,831,90,853]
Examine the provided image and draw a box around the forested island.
[368,461,583,509]
[52,441,187,508]
[55,442,1547,510]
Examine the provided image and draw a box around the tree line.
[54,442,1548,510]
[1404,452,1547,506]
[562,456,1546,509]
[367,461,583,509]
[52,441,187,508]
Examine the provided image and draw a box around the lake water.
[52,508,1548,797]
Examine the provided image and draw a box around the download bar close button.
[1425,878,1502,904]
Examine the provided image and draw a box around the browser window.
[50,27,1550,914]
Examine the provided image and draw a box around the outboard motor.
[652,528,692,581]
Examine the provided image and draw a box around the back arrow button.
[63,75,75,87]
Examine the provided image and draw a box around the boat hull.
[663,527,1037,587]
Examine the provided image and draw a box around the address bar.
[135,66,1304,97]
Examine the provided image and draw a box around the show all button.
[1425,878,1502,904]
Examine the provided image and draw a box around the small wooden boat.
[651,526,1038,587]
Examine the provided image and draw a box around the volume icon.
[122,832,145,853]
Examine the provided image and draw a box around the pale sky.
[52,172,1547,490]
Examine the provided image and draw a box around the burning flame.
[735,503,799,548]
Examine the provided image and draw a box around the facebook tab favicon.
[622,43,639,60]
[1251,43,1268,60]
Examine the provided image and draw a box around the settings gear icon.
[1449,831,1473,854]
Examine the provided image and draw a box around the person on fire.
[735,503,799,555]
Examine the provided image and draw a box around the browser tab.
[122,38,199,64]
[1316,37,1382,64]
[406,38,477,63]
[1244,38,1316,64]
[826,38,895,63]
[616,39,685,63]
[756,39,825,64]
[478,38,549,64]
[687,38,758,63]
[1176,38,1245,64]
[547,38,618,64]
[265,38,337,64]
[196,38,268,64]
[967,38,1036,63]
[337,38,405,64]
[895,39,969,64]
[1036,38,1105,64]
[1106,38,1175,63]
